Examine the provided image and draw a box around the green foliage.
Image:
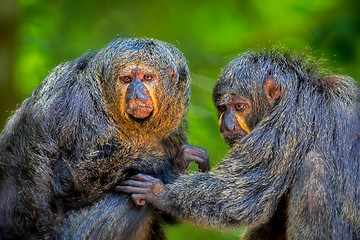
[2,0,359,238]
[165,223,245,240]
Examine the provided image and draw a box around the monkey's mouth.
[222,133,246,146]
[126,105,154,120]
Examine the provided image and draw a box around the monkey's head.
[89,38,190,142]
[212,50,293,146]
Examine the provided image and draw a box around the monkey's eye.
[235,103,247,111]
[143,75,153,81]
[120,76,132,83]
[217,105,226,112]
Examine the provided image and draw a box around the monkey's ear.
[264,78,282,103]
[171,68,177,80]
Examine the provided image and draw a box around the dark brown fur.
[0,37,191,239]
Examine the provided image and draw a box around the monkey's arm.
[117,173,276,228]
[118,161,286,230]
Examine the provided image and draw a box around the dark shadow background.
[1,0,359,239]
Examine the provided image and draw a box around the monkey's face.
[117,63,157,120]
[215,94,253,146]
[103,59,183,141]
[94,38,190,142]
[109,62,168,125]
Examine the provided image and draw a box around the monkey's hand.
[115,173,168,210]
[175,144,210,173]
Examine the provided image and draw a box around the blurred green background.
[0,0,359,239]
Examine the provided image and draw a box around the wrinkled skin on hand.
[116,144,209,207]
[174,144,210,173]
[116,174,166,208]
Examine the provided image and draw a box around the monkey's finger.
[132,194,147,206]
[184,155,210,172]
[189,152,210,167]
[182,147,209,161]
[179,144,191,150]
[181,145,207,156]
[183,155,204,165]
[114,185,149,194]
[199,162,210,173]
[184,145,207,154]
[121,179,153,188]
[196,156,210,172]
[194,149,209,159]
[130,173,159,182]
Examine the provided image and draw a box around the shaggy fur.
[0,38,190,239]
[151,49,360,239]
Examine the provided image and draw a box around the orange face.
[216,94,252,145]
[116,64,159,120]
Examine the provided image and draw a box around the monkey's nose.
[126,80,149,103]
[221,113,241,133]
[134,88,148,102]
